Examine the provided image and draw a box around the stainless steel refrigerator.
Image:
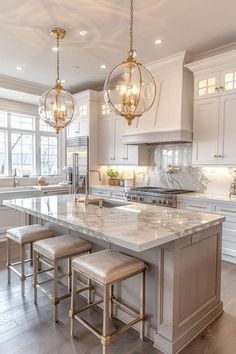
[65,136,89,194]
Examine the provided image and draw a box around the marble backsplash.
[99,144,235,197]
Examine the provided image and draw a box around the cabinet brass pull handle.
[220,209,236,214]
[189,204,206,209]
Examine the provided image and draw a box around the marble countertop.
[4,195,224,252]
[177,192,236,205]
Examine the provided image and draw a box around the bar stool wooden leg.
[140,270,146,341]
[70,268,77,337]
[20,244,25,296]
[68,257,72,292]
[53,260,59,323]
[109,285,114,318]
[87,249,93,304]
[33,250,38,305]
[87,278,92,304]
[102,285,110,354]
[6,238,11,284]
[30,242,33,266]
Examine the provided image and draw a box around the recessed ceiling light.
[100,64,106,69]
[18,96,23,99]
[155,39,162,45]
[79,30,87,36]
[51,47,58,52]
[16,66,22,71]
[61,79,66,83]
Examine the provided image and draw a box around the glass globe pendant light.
[104,0,156,126]
[38,28,75,134]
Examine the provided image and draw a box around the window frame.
[0,111,61,177]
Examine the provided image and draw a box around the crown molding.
[73,89,100,102]
[0,98,38,116]
[0,75,50,96]
[146,50,194,73]
[186,48,236,74]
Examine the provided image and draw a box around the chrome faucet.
[84,170,102,204]
[75,170,102,205]
[12,169,18,188]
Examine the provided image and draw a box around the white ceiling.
[1,0,236,93]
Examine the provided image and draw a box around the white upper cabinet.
[192,97,219,165]
[187,49,236,166]
[99,116,114,165]
[218,93,236,164]
[99,94,149,166]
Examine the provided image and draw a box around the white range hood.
[122,51,193,145]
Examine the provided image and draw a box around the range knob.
[131,195,137,201]
[157,200,162,204]
[138,196,143,202]
[152,199,157,204]
[162,200,166,205]
[166,200,172,206]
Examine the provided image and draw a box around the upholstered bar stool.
[70,249,147,354]
[6,224,54,296]
[33,234,92,322]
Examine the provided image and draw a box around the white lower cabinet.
[180,198,236,264]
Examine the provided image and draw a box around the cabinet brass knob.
[214,155,218,158]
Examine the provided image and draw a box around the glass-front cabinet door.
[194,72,220,99]
[220,67,236,95]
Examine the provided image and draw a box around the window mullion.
[7,113,12,176]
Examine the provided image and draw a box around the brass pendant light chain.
[129,0,134,54]
[56,34,60,83]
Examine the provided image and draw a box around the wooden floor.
[1,261,236,354]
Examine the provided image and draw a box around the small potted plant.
[107,169,120,186]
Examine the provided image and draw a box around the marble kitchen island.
[4,195,225,354]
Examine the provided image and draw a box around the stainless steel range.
[126,187,192,208]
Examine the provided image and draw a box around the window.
[40,136,58,175]
[11,133,34,175]
[0,131,7,176]
[0,110,59,176]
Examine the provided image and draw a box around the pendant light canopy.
[38,28,76,134]
[104,0,156,126]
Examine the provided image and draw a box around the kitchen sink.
[87,199,128,208]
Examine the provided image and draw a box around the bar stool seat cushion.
[72,249,146,285]
[7,224,54,245]
[34,235,92,260]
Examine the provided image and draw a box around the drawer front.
[213,204,236,222]
[223,239,236,253]
[223,226,236,242]
[182,200,212,213]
